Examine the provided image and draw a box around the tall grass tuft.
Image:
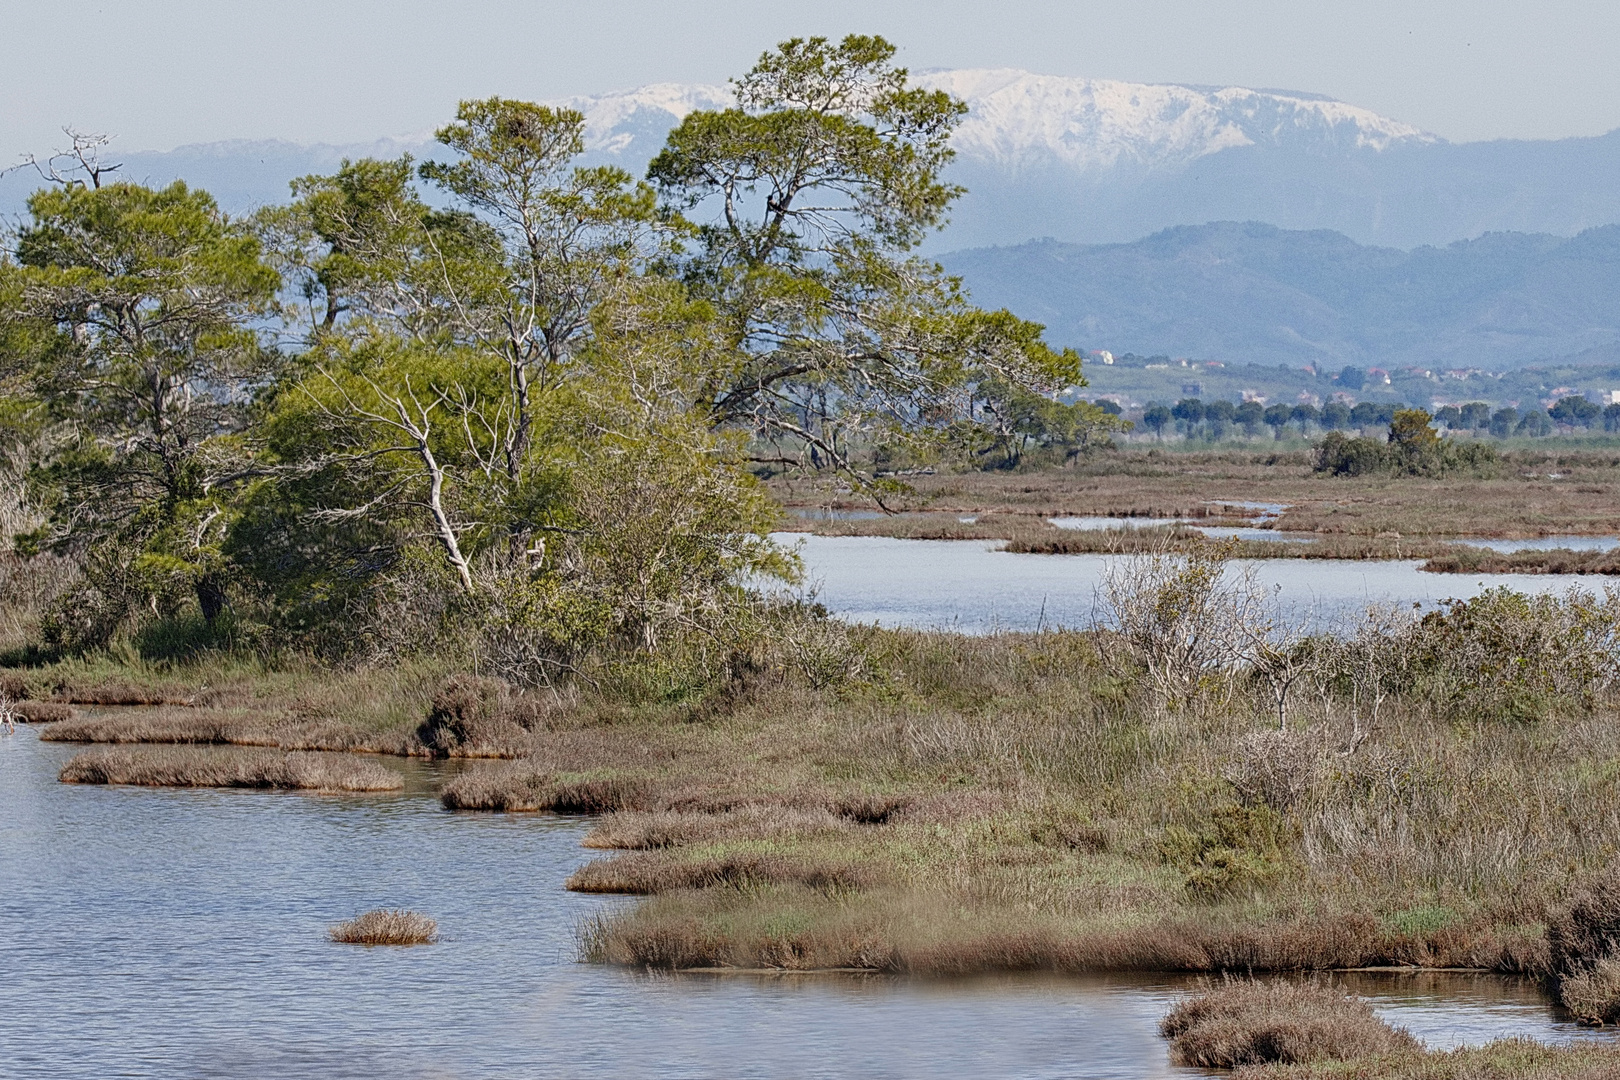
[329,909,437,945]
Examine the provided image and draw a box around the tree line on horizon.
[1128,395,1619,442]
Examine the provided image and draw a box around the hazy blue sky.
[5,0,1619,154]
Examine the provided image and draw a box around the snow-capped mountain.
[4,68,1618,250]
[547,68,1435,176]
[917,69,1433,170]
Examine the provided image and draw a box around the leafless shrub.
[1097,539,1263,710]
[1225,729,1322,812]
[1159,978,1418,1068]
[329,909,437,945]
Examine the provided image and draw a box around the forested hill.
[940,222,1620,371]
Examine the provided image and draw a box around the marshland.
[8,32,1620,1079]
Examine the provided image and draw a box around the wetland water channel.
[783,534,1610,634]
[4,728,1618,1079]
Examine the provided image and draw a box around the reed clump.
[329,908,438,945]
[59,746,403,792]
[1160,979,1419,1069]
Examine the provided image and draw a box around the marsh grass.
[58,746,404,791]
[329,909,438,945]
[1234,1038,1620,1079]
[11,701,72,722]
[1160,979,1419,1068]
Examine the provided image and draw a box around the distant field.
[771,447,1620,544]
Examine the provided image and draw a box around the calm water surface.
[4,727,1615,1079]
[782,534,1603,633]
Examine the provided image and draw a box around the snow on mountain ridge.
[550,68,1437,175]
[911,69,1435,170]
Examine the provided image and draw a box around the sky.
[4,0,1620,155]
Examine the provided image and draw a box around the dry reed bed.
[1160,979,1418,1069]
[59,746,404,792]
[329,908,437,945]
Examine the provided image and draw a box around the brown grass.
[58,746,404,792]
[36,705,432,755]
[1236,1038,1620,1079]
[566,851,873,894]
[12,701,73,722]
[582,887,1547,973]
[1421,548,1620,576]
[1159,979,1419,1069]
[1547,868,1620,1024]
[329,908,437,945]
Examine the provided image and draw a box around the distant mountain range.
[941,221,1620,371]
[5,68,1618,253]
[5,70,1619,370]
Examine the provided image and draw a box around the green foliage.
[1158,802,1295,901]
[648,34,1082,482]
[1314,413,1499,478]
[4,180,279,642]
[1409,587,1620,722]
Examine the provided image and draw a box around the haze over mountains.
[942,222,1620,371]
[5,69,1618,369]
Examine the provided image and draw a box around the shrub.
[1159,979,1419,1068]
[329,908,437,945]
[1410,587,1620,722]
[1314,431,1388,476]
[1158,803,1295,901]
[414,674,543,757]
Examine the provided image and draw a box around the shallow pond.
[780,534,1604,633]
[3,729,1616,1078]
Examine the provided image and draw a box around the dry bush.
[329,909,437,945]
[1160,979,1418,1068]
[58,746,403,792]
[1225,729,1323,812]
[1557,957,1620,1027]
[413,674,545,757]
[1097,539,1264,709]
